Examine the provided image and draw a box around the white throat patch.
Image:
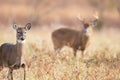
[17,40,26,43]
[84,28,89,33]
[84,28,91,36]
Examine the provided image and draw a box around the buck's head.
[13,23,31,43]
[83,18,98,32]
[77,13,99,35]
[85,13,99,29]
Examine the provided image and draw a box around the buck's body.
[52,13,98,56]
[52,28,90,56]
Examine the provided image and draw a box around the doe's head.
[13,23,31,43]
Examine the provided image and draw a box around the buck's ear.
[92,11,99,27]
[92,19,98,27]
[13,23,19,30]
[25,23,31,31]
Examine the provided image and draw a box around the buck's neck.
[82,27,92,37]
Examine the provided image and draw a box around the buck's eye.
[17,32,20,33]
[84,23,89,29]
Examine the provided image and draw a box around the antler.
[93,11,99,19]
[77,14,85,23]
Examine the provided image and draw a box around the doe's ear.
[13,24,19,30]
[25,23,31,31]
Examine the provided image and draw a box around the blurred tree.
[31,0,41,26]
[115,0,120,17]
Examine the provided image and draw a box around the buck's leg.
[54,46,62,54]
[55,48,61,54]
[53,40,63,54]
[73,48,77,57]
[81,42,89,57]
[8,68,13,80]
[81,50,88,58]
[81,48,85,57]
[21,63,26,80]
[0,66,3,71]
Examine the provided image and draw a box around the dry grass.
[0,27,120,80]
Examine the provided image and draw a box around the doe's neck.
[16,41,25,55]
[16,41,24,47]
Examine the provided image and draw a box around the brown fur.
[52,18,98,56]
[0,23,31,80]
[0,43,23,68]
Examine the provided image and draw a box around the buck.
[52,15,98,57]
[0,23,31,80]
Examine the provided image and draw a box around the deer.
[52,14,99,57]
[0,23,31,80]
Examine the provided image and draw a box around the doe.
[0,23,31,80]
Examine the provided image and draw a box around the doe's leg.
[8,68,13,80]
[21,63,26,80]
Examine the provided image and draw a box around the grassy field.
[0,0,120,80]
[0,27,120,80]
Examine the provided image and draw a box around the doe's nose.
[21,38,25,41]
